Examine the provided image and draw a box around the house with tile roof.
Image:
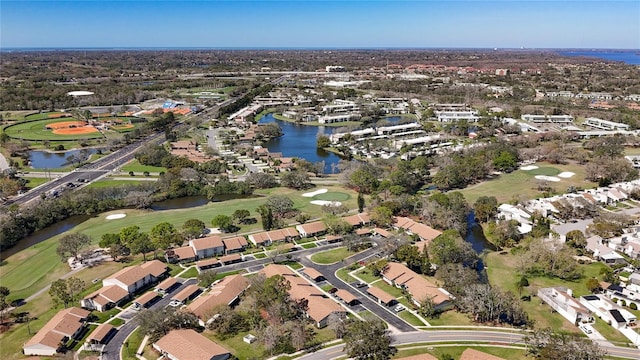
[382,262,451,309]
[85,323,116,352]
[23,307,90,356]
[260,264,346,327]
[248,228,300,246]
[343,213,371,227]
[187,274,250,325]
[190,236,225,259]
[153,329,231,360]
[101,260,167,294]
[296,221,327,238]
[222,236,248,254]
[81,285,130,312]
[393,217,442,243]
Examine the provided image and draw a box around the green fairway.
[459,162,595,204]
[313,191,351,201]
[310,247,354,264]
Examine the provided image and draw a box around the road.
[101,278,197,360]
[1,132,165,209]
[297,248,416,333]
[298,330,640,360]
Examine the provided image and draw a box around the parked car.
[355,282,367,288]
[579,324,593,334]
[167,299,183,307]
[393,304,406,312]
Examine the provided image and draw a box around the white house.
[538,287,593,325]
[101,260,167,294]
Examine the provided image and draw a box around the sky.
[1,1,639,49]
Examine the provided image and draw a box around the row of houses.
[260,264,347,327]
[166,235,249,263]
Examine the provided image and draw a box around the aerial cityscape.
[1,1,640,360]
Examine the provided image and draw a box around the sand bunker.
[558,171,575,178]
[302,188,328,197]
[106,213,126,220]
[535,175,561,182]
[520,165,539,171]
[310,200,342,207]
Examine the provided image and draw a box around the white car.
[167,299,183,307]
[393,304,406,312]
[579,324,593,334]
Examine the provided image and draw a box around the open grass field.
[485,251,615,336]
[4,117,105,141]
[393,345,528,360]
[0,186,358,303]
[459,162,596,204]
[23,177,49,189]
[310,247,354,264]
[314,192,351,202]
[121,159,167,173]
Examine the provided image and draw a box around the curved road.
[298,330,640,360]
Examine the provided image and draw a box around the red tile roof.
[154,329,230,360]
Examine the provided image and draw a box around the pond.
[258,114,341,173]
[465,211,496,253]
[0,214,91,260]
[29,148,98,169]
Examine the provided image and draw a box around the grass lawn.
[336,267,357,283]
[310,247,354,264]
[372,279,405,298]
[94,307,121,323]
[301,242,317,249]
[122,327,144,360]
[426,310,476,326]
[486,250,609,334]
[393,346,528,360]
[208,330,267,359]
[459,162,596,204]
[254,253,267,259]
[109,317,126,327]
[179,266,199,278]
[121,159,167,173]
[398,310,426,326]
[86,179,146,188]
[22,176,49,189]
[354,268,379,284]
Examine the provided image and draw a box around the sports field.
[4,118,104,140]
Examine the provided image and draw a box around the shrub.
[55,144,65,151]
[619,299,626,307]
[143,171,150,177]
[129,171,135,176]
[630,303,637,310]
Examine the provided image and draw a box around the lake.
[29,148,98,169]
[559,50,640,65]
[257,114,403,173]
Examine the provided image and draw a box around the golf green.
[313,192,350,201]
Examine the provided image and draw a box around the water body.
[465,211,496,254]
[29,148,98,169]
[1,215,91,260]
[258,113,341,173]
[559,51,640,65]
[257,114,407,173]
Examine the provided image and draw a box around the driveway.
[101,278,197,360]
[0,153,9,170]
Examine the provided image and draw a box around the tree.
[349,167,380,194]
[493,151,518,172]
[56,233,92,262]
[323,215,353,235]
[257,205,274,231]
[525,328,605,360]
[198,270,219,288]
[428,230,479,267]
[182,219,206,240]
[280,171,311,190]
[129,232,154,262]
[232,209,251,225]
[370,206,394,228]
[418,297,441,319]
[565,230,586,250]
[516,275,530,295]
[357,192,365,213]
[150,222,180,253]
[266,195,295,218]
[473,196,498,223]
[367,259,388,277]
[343,317,396,360]
[138,307,200,342]
[316,135,331,149]
[49,277,85,308]
[0,287,10,323]
[586,278,601,293]
[267,244,290,263]
[211,214,234,232]
[246,172,277,189]
[395,244,431,275]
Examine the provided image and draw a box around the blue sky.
[1,1,638,49]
